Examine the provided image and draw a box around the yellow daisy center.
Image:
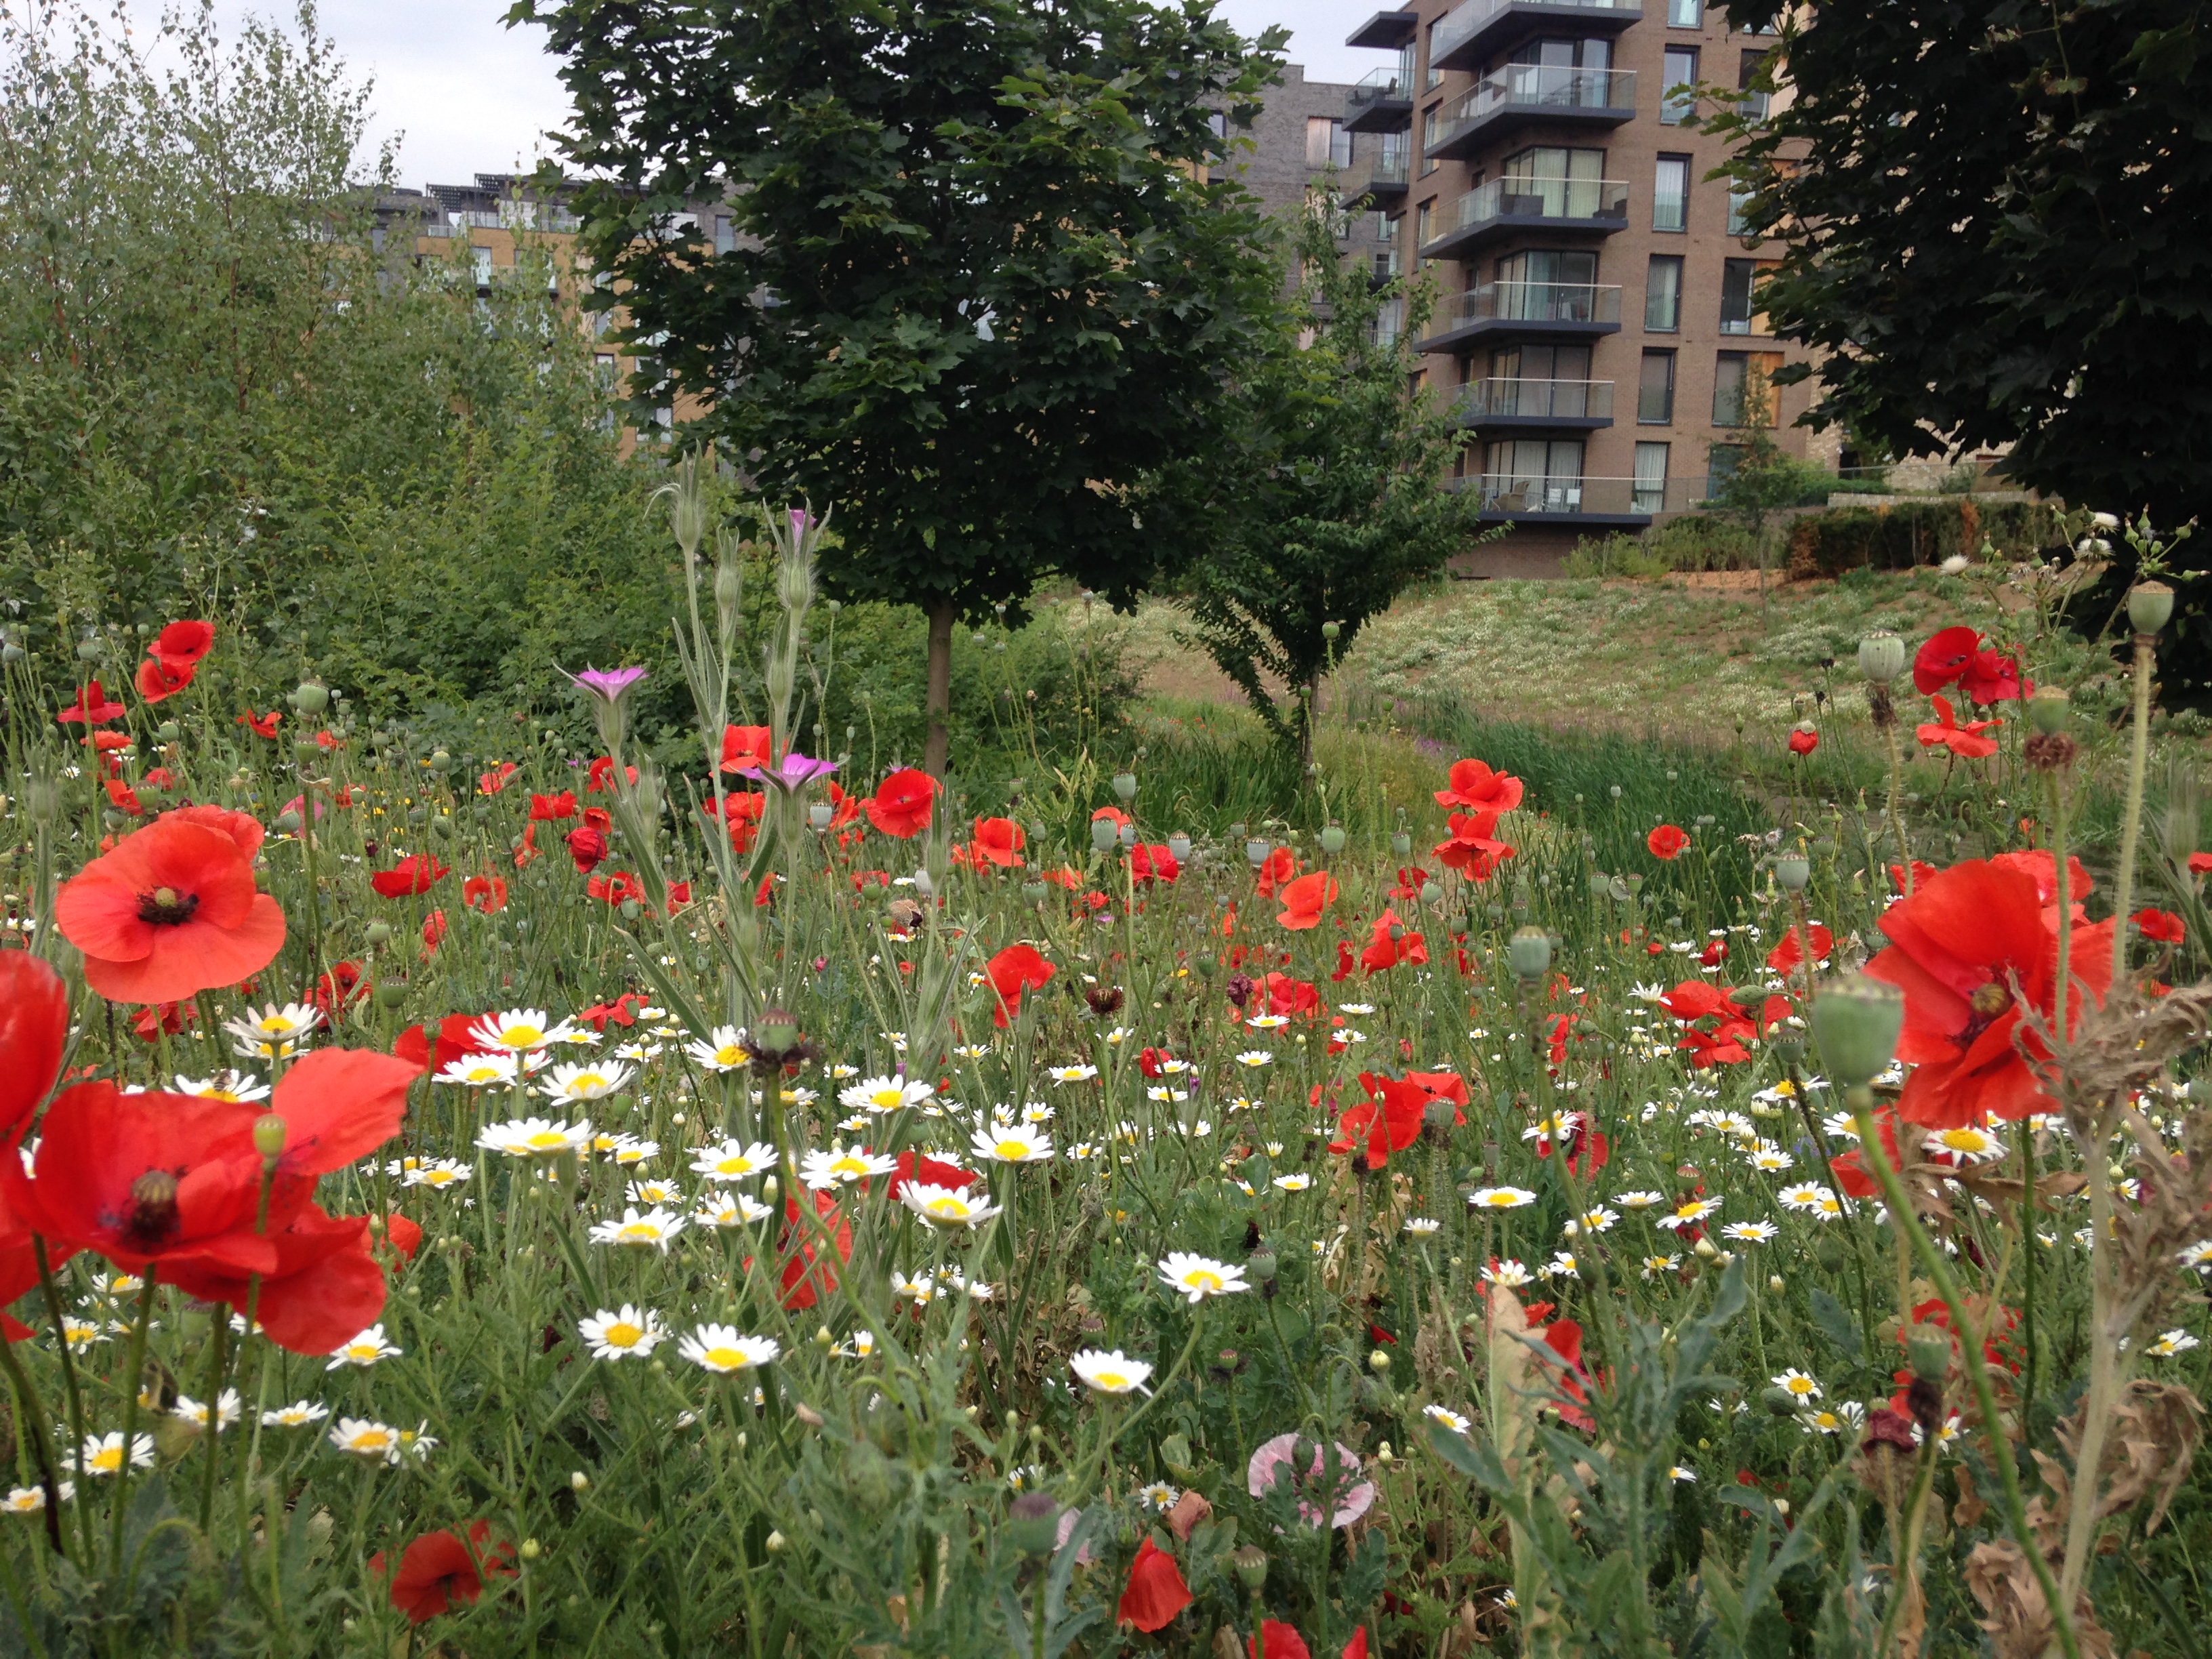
[89,1446,122,1473]
[605,1322,642,1348]
[924,1196,970,1218]
[714,1046,743,1066]
[525,1131,571,1151]
[615,1224,659,1244]
[1092,1370,1129,1390]
[994,1140,1028,1160]
[703,1347,747,1370]
[1183,1269,1223,1293]
[352,1431,391,1452]
[869,1089,903,1109]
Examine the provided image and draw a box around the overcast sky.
[122,0,1380,190]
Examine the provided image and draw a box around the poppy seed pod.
[1320,825,1347,854]
[1321,619,1340,640]
[1508,926,1552,981]
[1857,632,1906,685]
[1090,817,1119,854]
[1247,1246,1278,1283]
[808,801,832,831]
[1809,973,1904,1087]
[1167,834,1192,863]
[1118,823,1137,850]
[157,721,180,743]
[2027,686,2071,735]
[1231,1544,1269,1590]
[252,1113,287,1160]
[291,681,330,716]
[1905,1328,1951,1385]
[1245,838,1271,869]
[1775,855,1810,891]
[2129,581,2175,636]
[1111,772,1137,803]
[374,981,407,1008]
[1761,1386,1801,1418]
[1391,832,1411,857]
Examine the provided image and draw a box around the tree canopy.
[520,0,1290,773]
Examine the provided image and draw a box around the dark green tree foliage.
[1711,2,2212,683]
[1164,204,1478,761]
[0,1,666,718]
[516,0,1288,773]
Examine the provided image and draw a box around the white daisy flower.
[693,1193,775,1229]
[328,1418,403,1464]
[1721,1221,1779,1245]
[1272,1173,1313,1193]
[901,1183,1002,1228]
[171,1072,271,1105]
[1069,1349,1153,1395]
[437,1052,521,1088]
[472,1008,576,1054]
[1046,1063,1099,1084]
[678,1326,779,1374]
[1481,1258,1534,1287]
[1771,1368,1822,1401]
[260,1401,328,1427]
[477,1117,593,1158]
[588,1207,686,1250]
[222,1003,323,1047]
[1467,1187,1538,1210]
[1245,1014,1290,1031]
[579,1305,668,1360]
[403,1158,472,1191]
[1157,1252,1249,1304]
[539,1060,636,1103]
[798,1145,897,1189]
[691,1139,777,1183]
[326,1325,402,1370]
[1924,1124,2007,1165]
[2,1481,72,1512]
[686,1025,749,1072]
[1233,1050,1275,1069]
[171,1391,242,1433]
[968,1124,1053,1166]
[1657,1197,1722,1231]
[1404,1217,1442,1236]
[839,1076,933,1115]
[1615,1191,1665,1209]
[2147,1329,2200,1357]
[1424,1405,1471,1434]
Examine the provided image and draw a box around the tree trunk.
[924,597,955,779]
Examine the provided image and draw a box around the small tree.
[519,0,1288,777]
[1162,196,1482,766]
[1703,363,1818,610]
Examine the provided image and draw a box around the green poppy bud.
[1857,632,1906,685]
[1810,973,1904,1087]
[1508,926,1552,981]
[2129,581,2175,636]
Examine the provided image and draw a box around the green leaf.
[1807,1287,1863,1363]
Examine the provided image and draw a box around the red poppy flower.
[370,855,450,898]
[1646,823,1689,860]
[1765,922,1832,977]
[985,943,1055,1027]
[1961,647,2029,705]
[702,790,766,853]
[477,762,517,796]
[150,620,214,670]
[529,791,576,822]
[2190,852,2212,877]
[823,781,861,829]
[1254,846,1299,896]
[1434,809,1516,880]
[311,960,369,1013]
[135,655,194,703]
[586,870,647,907]
[1788,726,1818,757]
[886,1151,977,1202]
[720,724,775,775]
[586,756,638,794]
[1090,804,1132,831]
[236,709,281,738]
[1249,1620,1313,1659]
[375,1212,424,1266]
[565,823,609,874]
[1331,1072,1433,1169]
[54,810,286,1004]
[1257,971,1320,1018]
[1276,872,1338,930]
[1117,1538,1191,1633]
[753,1191,851,1310]
[1389,865,1429,901]
[1358,908,1428,974]
[6,1046,413,1353]
[1130,843,1180,884]
[1865,855,2114,1128]
[419,910,448,954]
[2135,907,2185,945]
[1912,625,1980,695]
[377,1521,517,1624]
[1435,758,1524,814]
[393,1012,495,1074]
[0,952,68,1145]
[102,777,144,817]
[1916,694,2001,759]
[462,875,508,914]
[56,680,126,725]
[1527,1314,1595,1431]
[578,992,650,1030]
[866,769,938,838]
[963,817,1025,869]
[1829,1104,1904,1200]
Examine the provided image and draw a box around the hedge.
[1784,498,2065,579]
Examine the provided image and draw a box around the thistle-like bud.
[1858,632,1906,685]
[2129,581,2175,637]
[253,1113,287,1161]
[1809,973,1904,1087]
[1508,926,1553,982]
[1007,1492,1060,1557]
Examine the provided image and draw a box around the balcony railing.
[1451,474,1652,516]
[1452,377,1614,422]
[1349,66,1412,108]
[1425,66,1637,152]
[1356,149,1412,192]
[1430,0,1641,70]
[1425,281,1622,339]
[1449,175,1629,230]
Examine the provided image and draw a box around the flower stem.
[109,1269,159,1575]
[2108,631,2155,987]
[1846,1085,2078,1659]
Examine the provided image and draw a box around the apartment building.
[1208,66,1395,285]
[1341,0,1833,562]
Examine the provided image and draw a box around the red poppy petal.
[0,954,68,1139]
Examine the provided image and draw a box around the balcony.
[1448,472,1654,525]
[1418,176,1628,260]
[1346,9,1419,49]
[1430,0,1642,76]
[1419,281,1622,353]
[1346,68,1414,134]
[1449,377,1614,429]
[1348,148,1411,201]
[1424,66,1637,161]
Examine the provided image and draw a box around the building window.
[1633,442,1671,512]
[1373,249,1399,281]
[1727,188,1753,234]
[1307,117,1351,169]
[1485,438,1587,512]
[1719,258,1757,333]
[1738,50,1771,119]
[1654,155,1690,231]
[1645,255,1683,331]
[1668,0,1701,24]
[1414,199,1433,256]
[1713,353,1747,425]
[1378,212,1397,241]
[1425,19,1443,87]
[712,215,737,254]
[1708,443,1745,487]
[1638,350,1676,423]
[471,247,494,289]
[1660,47,1698,124]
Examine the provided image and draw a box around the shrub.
[1785,498,2064,579]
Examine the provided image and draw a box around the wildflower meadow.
[3,479,2212,1659]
